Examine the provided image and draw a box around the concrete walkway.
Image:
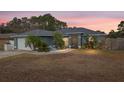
[0,49,73,59]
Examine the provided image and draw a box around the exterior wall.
[78,34,81,48]
[67,34,82,48]
[68,36,71,48]
[63,37,69,48]
[0,38,15,50]
[15,34,106,50]
[9,40,14,46]
[81,34,106,45]
[4,43,14,51]
[95,35,106,43]
[70,34,79,48]
[41,36,54,47]
[14,38,18,49]
[0,39,8,50]
[15,35,80,50]
[16,36,54,50]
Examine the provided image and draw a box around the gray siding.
[40,36,54,46]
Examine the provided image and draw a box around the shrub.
[53,32,65,49]
[26,35,49,52]
[108,30,124,38]
[83,35,98,49]
[38,42,49,52]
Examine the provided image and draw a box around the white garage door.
[17,38,31,50]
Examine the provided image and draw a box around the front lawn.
[0,49,124,82]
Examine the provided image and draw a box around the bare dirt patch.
[0,49,124,82]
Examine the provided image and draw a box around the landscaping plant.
[53,32,65,49]
[25,35,49,52]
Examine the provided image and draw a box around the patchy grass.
[76,49,124,61]
[0,49,124,82]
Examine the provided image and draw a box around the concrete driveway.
[0,51,26,59]
[28,49,73,55]
[0,49,73,59]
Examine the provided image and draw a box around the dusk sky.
[0,11,124,33]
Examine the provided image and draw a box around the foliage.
[96,30,105,34]
[92,36,98,48]
[83,34,89,48]
[25,35,37,50]
[0,23,12,33]
[38,42,49,52]
[1,13,67,33]
[108,21,124,38]
[83,34,98,49]
[108,30,124,38]
[25,35,49,52]
[117,21,124,31]
[108,30,116,38]
[53,32,65,49]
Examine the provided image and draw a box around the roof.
[11,30,54,37]
[0,33,16,39]
[11,28,106,38]
[59,27,106,35]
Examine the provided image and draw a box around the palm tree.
[53,32,65,49]
[25,35,49,51]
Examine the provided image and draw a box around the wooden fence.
[104,38,124,50]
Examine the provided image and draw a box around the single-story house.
[10,27,106,50]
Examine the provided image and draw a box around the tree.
[25,35,38,50]
[5,13,67,33]
[0,23,12,33]
[118,21,124,31]
[7,17,23,32]
[41,14,67,31]
[21,17,30,31]
[108,20,124,38]
[108,30,117,38]
[96,30,105,34]
[53,32,65,49]
[25,35,49,52]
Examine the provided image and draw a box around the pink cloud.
[59,17,122,33]
[0,16,122,34]
[0,18,8,24]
